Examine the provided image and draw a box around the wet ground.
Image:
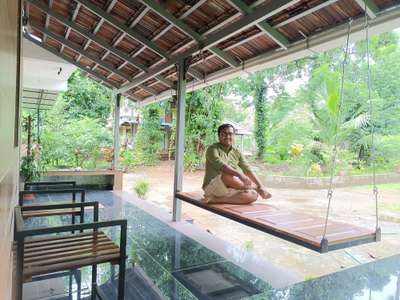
[124,161,400,280]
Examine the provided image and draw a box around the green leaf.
[325,72,340,116]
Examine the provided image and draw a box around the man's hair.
[217,123,235,135]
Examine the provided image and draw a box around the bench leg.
[73,269,82,300]
[118,258,125,300]
[68,271,73,299]
[16,240,24,300]
[72,214,75,234]
[91,264,97,300]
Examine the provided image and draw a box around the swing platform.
[176,191,380,253]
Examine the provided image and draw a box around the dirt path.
[123,161,400,280]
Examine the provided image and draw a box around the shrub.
[244,240,254,251]
[134,181,150,199]
[20,156,40,182]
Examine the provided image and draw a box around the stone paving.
[123,161,400,280]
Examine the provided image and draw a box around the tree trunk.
[254,74,267,159]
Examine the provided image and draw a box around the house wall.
[0,0,21,299]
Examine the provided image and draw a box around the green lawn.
[382,202,400,212]
[350,183,400,192]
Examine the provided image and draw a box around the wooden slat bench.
[176,191,379,253]
[14,201,127,300]
[22,208,82,218]
[19,188,85,206]
[19,189,86,226]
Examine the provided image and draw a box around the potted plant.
[20,155,40,200]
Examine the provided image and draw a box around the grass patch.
[134,181,150,199]
[350,183,400,192]
[381,202,400,212]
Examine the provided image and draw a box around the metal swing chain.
[364,4,379,231]
[322,20,353,241]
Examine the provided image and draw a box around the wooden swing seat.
[176,191,379,253]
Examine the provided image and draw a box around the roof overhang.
[23,0,400,106]
[138,5,400,106]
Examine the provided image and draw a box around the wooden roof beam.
[60,2,81,53]
[136,0,239,68]
[100,7,150,64]
[152,1,341,88]
[226,0,290,49]
[76,0,173,89]
[84,0,118,65]
[75,0,169,59]
[117,0,300,94]
[42,0,53,44]
[353,0,379,19]
[26,0,173,89]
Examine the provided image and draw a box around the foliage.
[20,155,40,182]
[28,70,114,170]
[253,73,268,159]
[134,180,150,199]
[244,240,254,251]
[57,70,112,123]
[32,30,400,177]
[170,84,225,171]
[40,118,112,168]
[133,103,164,166]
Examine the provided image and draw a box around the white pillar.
[173,58,188,222]
[112,93,121,170]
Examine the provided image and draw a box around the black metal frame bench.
[14,201,127,300]
[19,189,86,223]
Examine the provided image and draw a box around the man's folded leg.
[207,189,258,204]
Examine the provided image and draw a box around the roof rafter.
[75,0,169,59]
[30,21,130,81]
[226,0,290,49]
[60,2,81,53]
[136,0,239,67]
[24,33,119,89]
[83,0,118,65]
[42,0,53,44]
[102,6,150,71]
[26,0,174,89]
[138,5,399,106]
[185,0,341,69]
[122,0,207,63]
[353,0,379,18]
[117,0,301,93]
[31,23,157,96]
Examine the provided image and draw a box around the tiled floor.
[21,191,400,299]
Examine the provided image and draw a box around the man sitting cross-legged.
[202,123,272,204]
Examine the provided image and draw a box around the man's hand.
[256,186,272,200]
[238,174,253,188]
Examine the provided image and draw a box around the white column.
[112,93,121,170]
[173,58,188,222]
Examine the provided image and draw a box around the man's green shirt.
[202,142,251,189]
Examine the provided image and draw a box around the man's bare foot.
[257,187,272,200]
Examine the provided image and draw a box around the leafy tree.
[170,84,225,170]
[133,103,164,166]
[57,70,112,123]
[63,118,112,168]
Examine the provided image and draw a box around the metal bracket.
[375,227,381,242]
[320,237,329,253]
[183,56,192,81]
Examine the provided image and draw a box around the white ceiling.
[23,38,75,92]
